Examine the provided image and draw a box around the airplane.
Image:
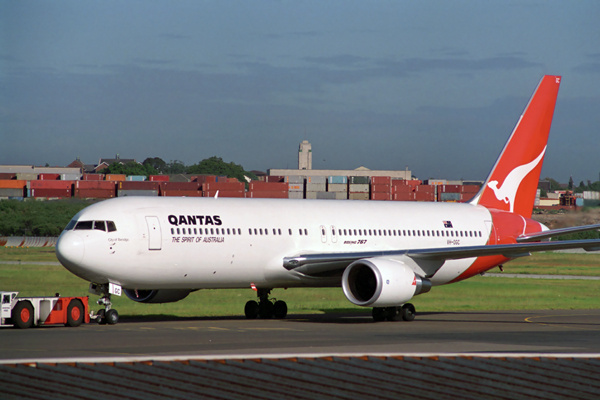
[56,75,600,325]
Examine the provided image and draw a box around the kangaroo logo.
[487,146,546,212]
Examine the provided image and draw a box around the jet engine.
[342,258,431,307]
[124,289,192,303]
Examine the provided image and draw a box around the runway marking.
[524,314,600,331]
[208,327,229,331]
[244,327,303,331]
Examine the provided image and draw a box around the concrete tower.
[298,140,312,170]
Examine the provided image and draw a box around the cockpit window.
[65,219,77,231]
[94,221,106,231]
[107,221,117,232]
[74,221,94,230]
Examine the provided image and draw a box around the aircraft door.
[146,216,162,250]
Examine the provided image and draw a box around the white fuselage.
[56,196,493,290]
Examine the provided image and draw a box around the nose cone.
[56,231,85,269]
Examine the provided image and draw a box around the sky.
[1,1,599,183]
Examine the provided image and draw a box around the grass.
[1,248,599,317]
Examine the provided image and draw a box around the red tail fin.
[473,75,561,217]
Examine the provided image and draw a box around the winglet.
[472,75,561,217]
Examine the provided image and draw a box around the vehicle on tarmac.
[55,76,600,324]
[0,291,90,329]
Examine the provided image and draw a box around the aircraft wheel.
[96,309,106,324]
[258,301,274,319]
[273,300,288,319]
[244,300,259,319]
[385,306,401,321]
[13,301,34,329]
[66,299,84,327]
[401,303,416,322]
[105,309,119,325]
[372,307,386,322]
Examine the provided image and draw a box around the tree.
[142,157,167,173]
[186,156,257,182]
[102,162,158,177]
[568,176,574,190]
[164,160,186,174]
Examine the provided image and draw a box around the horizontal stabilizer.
[516,224,600,243]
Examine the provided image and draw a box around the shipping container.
[61,174,81,181]
[285,176,305,184]
[371,192,391,200]
[288,184,304,192]
[415,191,435,202]
[190,175,217,183]
[75,181,116,190]
[371,184,391,193]
[39,174,61,180]
[327,183,348,192]
[392,184,414,194]
[316,192,336,200]
[73,189,114,199]
[149,175,170,182]
[392,192,416,201]
[29,180,73,190]
[462,185,480,193]
[246,191,288,199]
[424,179,447,185]
[83,174,105,181]
[370,176,391,185]
[266,176,285,183]
[31,189,71,198]
[16,173,38,180]
[349,176,369,184]
[0,188,25,197]
[439,184,461,193]
[306,176,327,184]
[288,191,304,199]
[305,191,318,199]
[583,191,600,200]
[249,182,288,192]
[0,173,17,180]
[440,192,461,201]
[392,179,422,186]
[126,175,147,181]
[161,190,203,197]
[118,190,159,197]
[349,184,369,193]
[202,190,245,198]
[160,182,201,191]
[415,185,435,193]
[328,176,348,184]
[0,180,26,189]
[105,174,126,181]
[306,183,326,192]
[349,192,369,200]
[202,182,245,191]
[119,181,160,191]
[333,192,348,200]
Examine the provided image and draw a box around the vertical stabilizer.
[472,75,561,217]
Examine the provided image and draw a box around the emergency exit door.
[146,216,162,250]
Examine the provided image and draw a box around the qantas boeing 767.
[56,75,600,324]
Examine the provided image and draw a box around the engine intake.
[342,257,431,307]
[124,289,192,304]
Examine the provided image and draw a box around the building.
[298,140,312,170]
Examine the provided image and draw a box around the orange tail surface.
[473,75,561,218]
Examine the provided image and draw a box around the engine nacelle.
[124,289,192,304]
[342,258,431,307]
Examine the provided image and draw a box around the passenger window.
[249,229,252,235]
[227,228,231,235]
[322,228,326,236]
[289,229,292,235]
[304,229,307,235]
[254,229,258,235]
[343,229,347,235]
[278,229,282,235]
[299,229,303,235]
[238,228,242,235]
[94,221,106,231]
[171,228,174,234]
[75,221,93,230]
[107,221,117,232]
[177,228,180,235]
[273,229,276,235]
[260,229,263,235]
[65,219,77,231]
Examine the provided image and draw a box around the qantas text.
[168,215,222,226]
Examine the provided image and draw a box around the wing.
[283,239,600,278]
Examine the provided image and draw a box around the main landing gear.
[372,303,416,322]
[90,283,119,325]
[244,288,287,319]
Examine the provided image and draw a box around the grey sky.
[1,1,599,183]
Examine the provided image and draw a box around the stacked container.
[391,180,416,201]
[348,176,369,200]
[83,174,105,181]
[160,182,202,197]
[149,175,170,182]
[246,181,288,198]
[286,176,304,199]
[105,174,126,182]
[73,181,116,198]
[118,181,159,197]
[327,176,348,200]
[305,176,327,199]
[0,180,26,199]
[202,181,245,198]
[370,176,391,200]
[414,185,435,202]
[438,184,480,202]
[29,180,73,198]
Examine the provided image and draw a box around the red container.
[415,191,435,201]
[249,182,288,192]
[202,182,245,191]
[371,176,391,185]
[83,174,105,181]
[29,180,73,190]
[415,185,435,193]
[462,185,480,193]
[246,191,288,198]
[392,185,414,193]
[0,173,16,180]
[203,190,245,198]
[392,192,415,201]
[371,184,391,193]
[31,189,71,198]
[73,189,115,198]
[38,174,61,180]
[266,176,285,183]
[161,190,203,197]
[371,192,391,200]
[149,175,170,182]
[159,182,201,191]
[75,181,116,190]
[440,185,461,193]
[190,175,217,183]
[119,181,160,190]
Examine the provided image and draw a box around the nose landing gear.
[89,283,119,325]
[244,288,287,319]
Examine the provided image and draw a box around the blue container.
[328,176,348,184]
[126,175,147,181]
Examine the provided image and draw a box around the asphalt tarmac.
[2,309,600,362]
